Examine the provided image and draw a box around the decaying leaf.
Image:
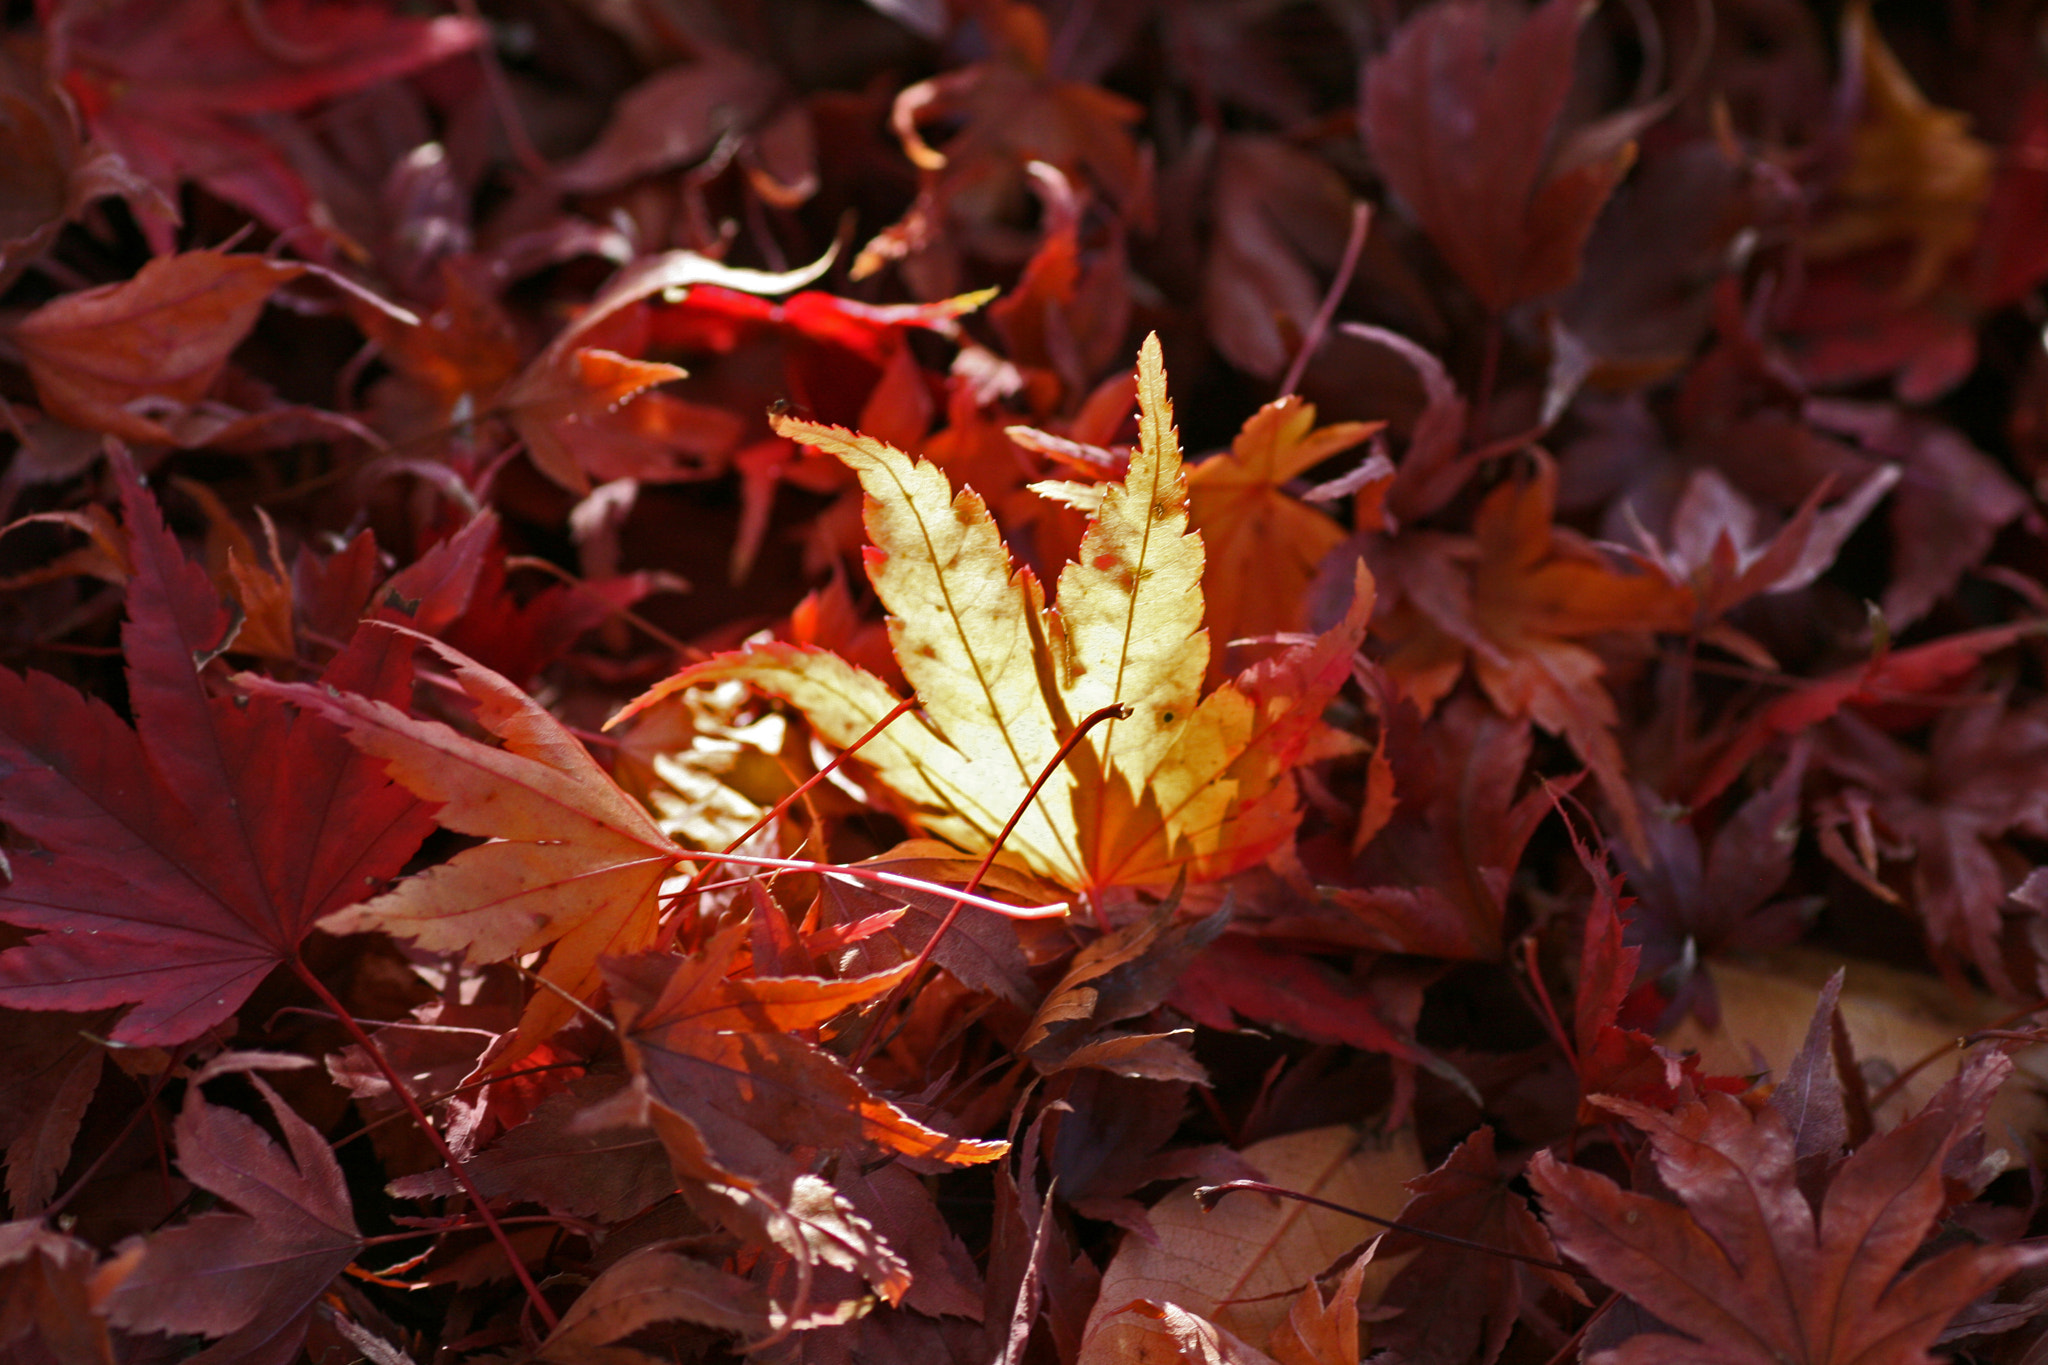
[1079,1123,1423,1361]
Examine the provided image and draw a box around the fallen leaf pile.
[3,1,2048,1362]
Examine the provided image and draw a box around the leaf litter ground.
[4,2,2048,1363]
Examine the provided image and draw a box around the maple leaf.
[0,454,434,1046]
[1020,898,1228,1083]
[0,1007,108,1216]
[103,1068,363,1365]
[1187,395,1379,686]
[375,510,667,687]
[602,928,1005,1301]
[1080,1123,1424,1360]
[1171,936,1451,1093]
[1373,1127,1584,1365]
[529,1245,771,1363]
[1617,750,1813,1030]
[1377,454,1695,855]
[1801,3,1993,303]
[1529,812,1748,1123]
[0,42,164,298]
[1805,402,2028,632]
[988,160,1134,398]
[1814,698,2048,998]
[820,840,1049,1004]
[0,1219,115,1364]
[1362,0,1640,312]
[607,929,1008,1181]
[1043,1070,1256,1240]
[618,335,1374,896]
[242,626,690,1062]
[385,1072,675,1224]
[856,0,1149,282]
[1621,466,1900,647]
[1691,621,2047,808]
[50,0,485,242]
[1530,1050,2041,1365]
[1202,135,1360,381]
[11,248,306,443]
[1323,695,1552,960]
[553,46,782,195]
[493,250,836,494]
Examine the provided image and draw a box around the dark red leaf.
[1363,0,1633,312]
[1374,1127,1584,1365]
[1531,1052,2039,1365]
[103,1071,362,1365]
[0,454,434,1044]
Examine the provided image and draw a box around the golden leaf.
[617,335,1373,895]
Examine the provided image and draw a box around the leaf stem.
[658,693,920,949]
[1867,994,2048,1112]
[41,1053,181,1219]
[666,847,1071,919]
[291,958,560,1331]
[1276,201,1372,400]
[850,702,1129,1073]
[328,1059,592,1151]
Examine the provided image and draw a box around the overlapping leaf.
[1377,455,1695,854]
[243,626,688,1060]
[0,455,434,1045]
[620,335,1372,893]
[12,248,304,442]
[104,1072,363,1365]
[603,928,1005,1304]
[1186,395,1378,685]
[1532,1052,2040,1365]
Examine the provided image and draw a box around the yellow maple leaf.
[1803,2,1993,301]
[615,335,1373,897]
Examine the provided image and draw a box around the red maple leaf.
[1362,0,1641,313]
[48,0,483,241]
[1530,1051,2040,1365]
[1374,1126,1585,1365]
[102,1067,363,1365]
[0,453,434,1045]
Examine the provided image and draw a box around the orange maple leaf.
[617,335,1373,898]
[1378,454,1694,854]
[1803,3,1993,302]
[1187,395,1379,686]
[245,627,689,1060]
